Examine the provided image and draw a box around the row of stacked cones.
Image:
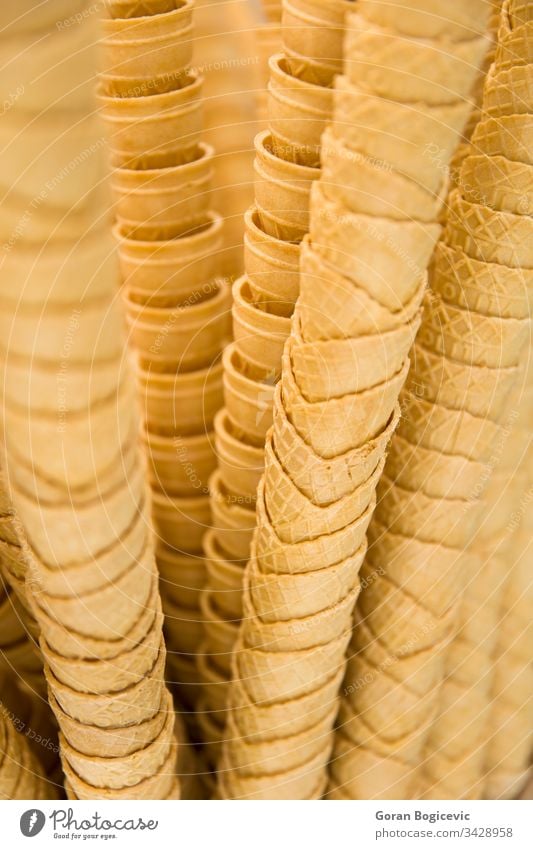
[99,0,240,716]
[0,2,181,799]
[330,0,533,800]
[216,0,499,799]
[198,0,351,768]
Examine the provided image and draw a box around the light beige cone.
[272,383,398,503]
[281,0,350,81]
[35,557,153,642]
[111,142,214,229]
[157,544,205,611]
[0,349,125,416]
[430,241,533,320]
[218,743,331,799]
[34,572,160,662]
[247,541,364,624]
[0,11,97,113]
[232,276,291,374]
[471,115,533,166]
[268,54,334,167]
[214,410,264,501]
[0,110,105,214]
[23,505,147,597]
[483,64,533,117]
[228,663,344,744]
[50,688,171,760]
[283,47,338,87]
[289,309,420,401]
[409,341,519,421]
[242,583,358,654]
[344,11,488,105]
[263,434,383,544]
[223,345,276,445]
[204,530,245,619]
[151,490,211,554]
[254,131,320,232]
[137,360,223,435]
[333,75,471,194]
[244,208,300,306]
[44,645,166,729]
[398,391,503,463]
[3,381,134,495]
[385,432,489,501]
[10,461,145,568]
[418,292,530,369]
[62,737,178,800]
[234,627,351,704]
[115,213,223,306]
[0,228,117,309]
[100,4,193,97]
[329,730,417,800]
[40,605,162,695]
[59,702,174,790]
[357,0,491,39]
[125,280,230,369]
[223,703,337,775]
[298,238,426,341]
[100,75,203,168]
[321,128,448,222]
[255,479,374,575]
[255,203,307,241]
[377,474,482,549]
[209,473,256,562]
[446,189,533,268]
[143,429,215,496]
[310,184,439,310]
[460,153,533,216]
[281,342,409,458]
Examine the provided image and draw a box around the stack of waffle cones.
[329,0,533,800]
[199,0,348,769]
[216,0,492,799]
[0,3,180,799]
[256,1,283,122]
[194,0,261,278]
[418,371,532,800]
[101,1,232,714]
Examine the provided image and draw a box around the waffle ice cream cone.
[111,142,214,228]
[100,2,193,96]
[419,292,530,368]
[344,11,488,104]
[268,54,334,166]
[460,153,533,215]
[446,189,533,267]
[358,0,491,39]
[244,208,300,306]
[333,75,471,194]
[430,241,533,320]
[115,213,223,305]
[310,183,439,310]
[321,128,448,222]
[298,238,426,340]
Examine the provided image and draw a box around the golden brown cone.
[201,0,338,742]
[0,708,57,799]
[218,0,493,797]
[329,3,532,799]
